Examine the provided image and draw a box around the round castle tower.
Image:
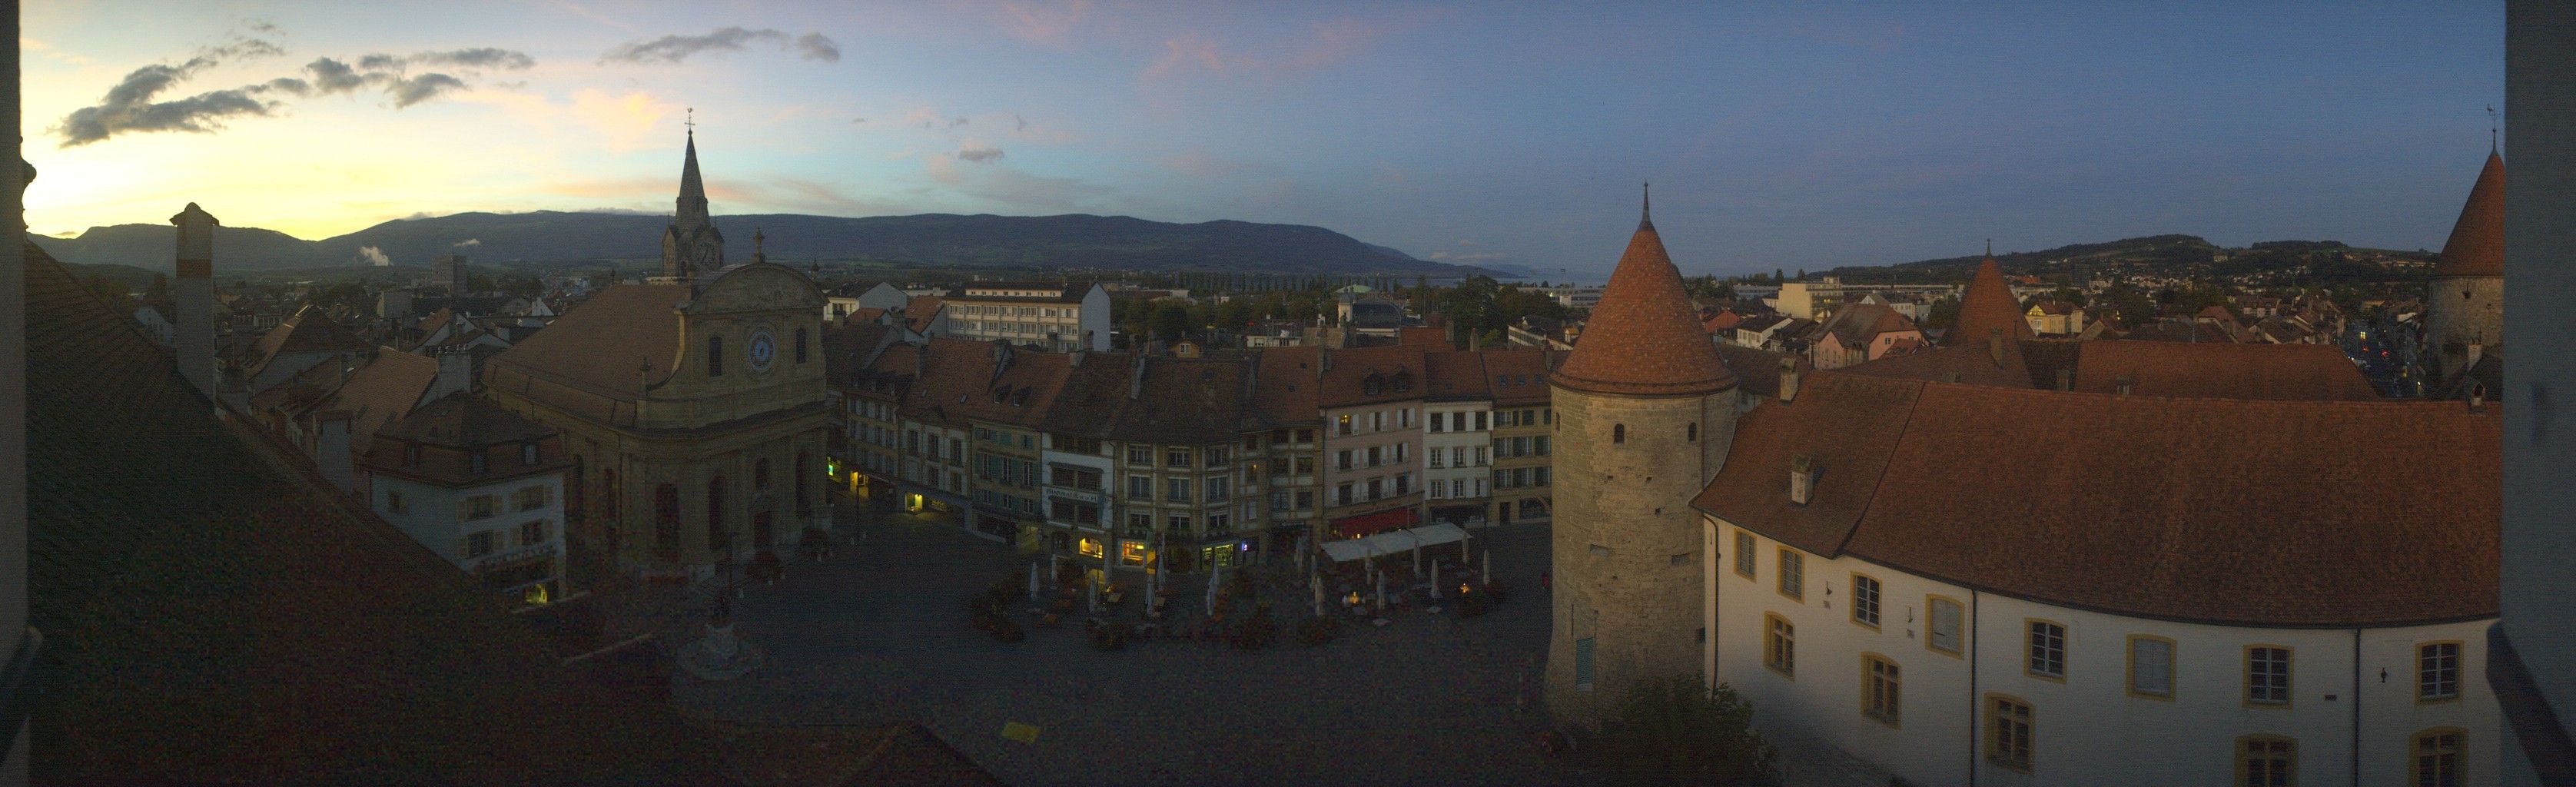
[2423,151,2503,386]
[1544,191,1738,726]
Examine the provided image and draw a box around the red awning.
[1330,507,1419,539]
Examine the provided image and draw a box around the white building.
[941,281,1112,352]
[1695,370,2499,786]
[825,281,909,324]
[1422,350,1493,527]
[358,393,571,606]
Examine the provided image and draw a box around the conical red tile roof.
[1944,257,2033,347]
[2434,151,2503,278]
[1554,204,1734,397]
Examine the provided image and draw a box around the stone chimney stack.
[171,203,219,401]
[1987,327,2005,366]
[2471,384,2487,412]
[2115,376,2133,396]
[2056,367,2073,391]
[1788,454,1814,505]
[1778,357,1801,404]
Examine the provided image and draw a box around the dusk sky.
[21,2,2503,278]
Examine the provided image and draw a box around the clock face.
[748,330,776,374]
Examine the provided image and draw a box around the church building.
[483,129,831,583]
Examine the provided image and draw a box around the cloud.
[203,36,284,61]
[258,77,312,97]
[599,27,841,65]
[795,32,841,62]
[1000,0,1094,47]
[54,58,282,147]
[358,246,392,266]
[1145,17,1396,84]
[410,48,536,70]
[851,117,867,124]
[956,146,1006,163]
[453,238,482,247]
[304,58,370,94]
[1429,251,1506,263]
[386,73,468,108]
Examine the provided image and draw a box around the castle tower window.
[1687,423,1698,442]
[795,328,808,364]
[1612,424,1625,444]
[709,336,725,377]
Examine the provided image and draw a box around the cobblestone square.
[672,514,1581,786]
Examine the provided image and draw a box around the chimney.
[1788,455,1814,505]
[2115,376,2132,396]
[171,203,220,402]
[1987,327,2004,366]
[1130,352,1149,400]
[1320,347,1333,373]
[2056,367,2072,392]
[1778,357,1801,404]
[2470,384,2487,411]
[2467,341,2484,367]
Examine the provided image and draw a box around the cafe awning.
[1329,506,1418,539]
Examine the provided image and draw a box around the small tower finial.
[686,108,695,135]
[2488,104,2498,153]
[1642,182,1651,222]
[1986,237,1993,257]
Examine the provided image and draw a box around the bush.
[1091,621,1133,651]
[1597,676,1777,784]
[1485,581,1510,605]
[990,617,1025,643]
[1293,616,1342,646]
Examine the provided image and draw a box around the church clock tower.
[659,118,725,284]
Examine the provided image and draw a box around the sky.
[20,2,2505,279]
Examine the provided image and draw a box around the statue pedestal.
[678,622,764,681]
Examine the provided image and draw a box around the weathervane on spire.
[1986,237,1993,257]
[2488,104,2498,152]
[686,108,695,134]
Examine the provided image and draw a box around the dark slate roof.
[1112,355,1254,444]
[1696,370,2498,627]
[22,241,722,785]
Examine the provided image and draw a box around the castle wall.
[2425,274,2503,382]
[1544,384,1736,725]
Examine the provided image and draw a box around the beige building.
[482,131,831,583]
[1482,349,1558,526]
[941,281,1113,352]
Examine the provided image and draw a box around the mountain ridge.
[30,211,1504,278]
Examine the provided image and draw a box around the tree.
[1595,676,1776,784]
[1923,296,1960,330]
[1150,302,1192,341]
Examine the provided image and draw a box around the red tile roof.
[1553,211,1734,396]
[1316,345,1427,407]
[1696,372,2498,627]
[1398,325,1452,347]
[2435,151,2504,277]
[1946,258,2033,347]
[484,283,692,403]
[1422,349,1491,400]
[22,241,722,783]
[904,296,948,333]
[1251,346,1323,425]
[2070,340,2379,401]
[1479,348,1558,406]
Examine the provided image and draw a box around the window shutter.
[1574,637,1596,687]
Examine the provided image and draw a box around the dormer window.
[404,443,421,467]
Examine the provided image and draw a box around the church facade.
[483,131,831,583]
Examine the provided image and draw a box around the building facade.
[359,393,571,606]
[1485,349,1557,526]
[1317,347,1429,540]
[941,281,1113,352]
[1422,350,1494,528]
[481,132,830,583]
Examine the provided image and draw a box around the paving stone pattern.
[674,514,1592,786]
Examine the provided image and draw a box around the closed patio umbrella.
[1429,563,1441,600]
[1483,549,1492,589]
[1030,562,1042,602]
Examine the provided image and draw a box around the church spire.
[676,111,711,231]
